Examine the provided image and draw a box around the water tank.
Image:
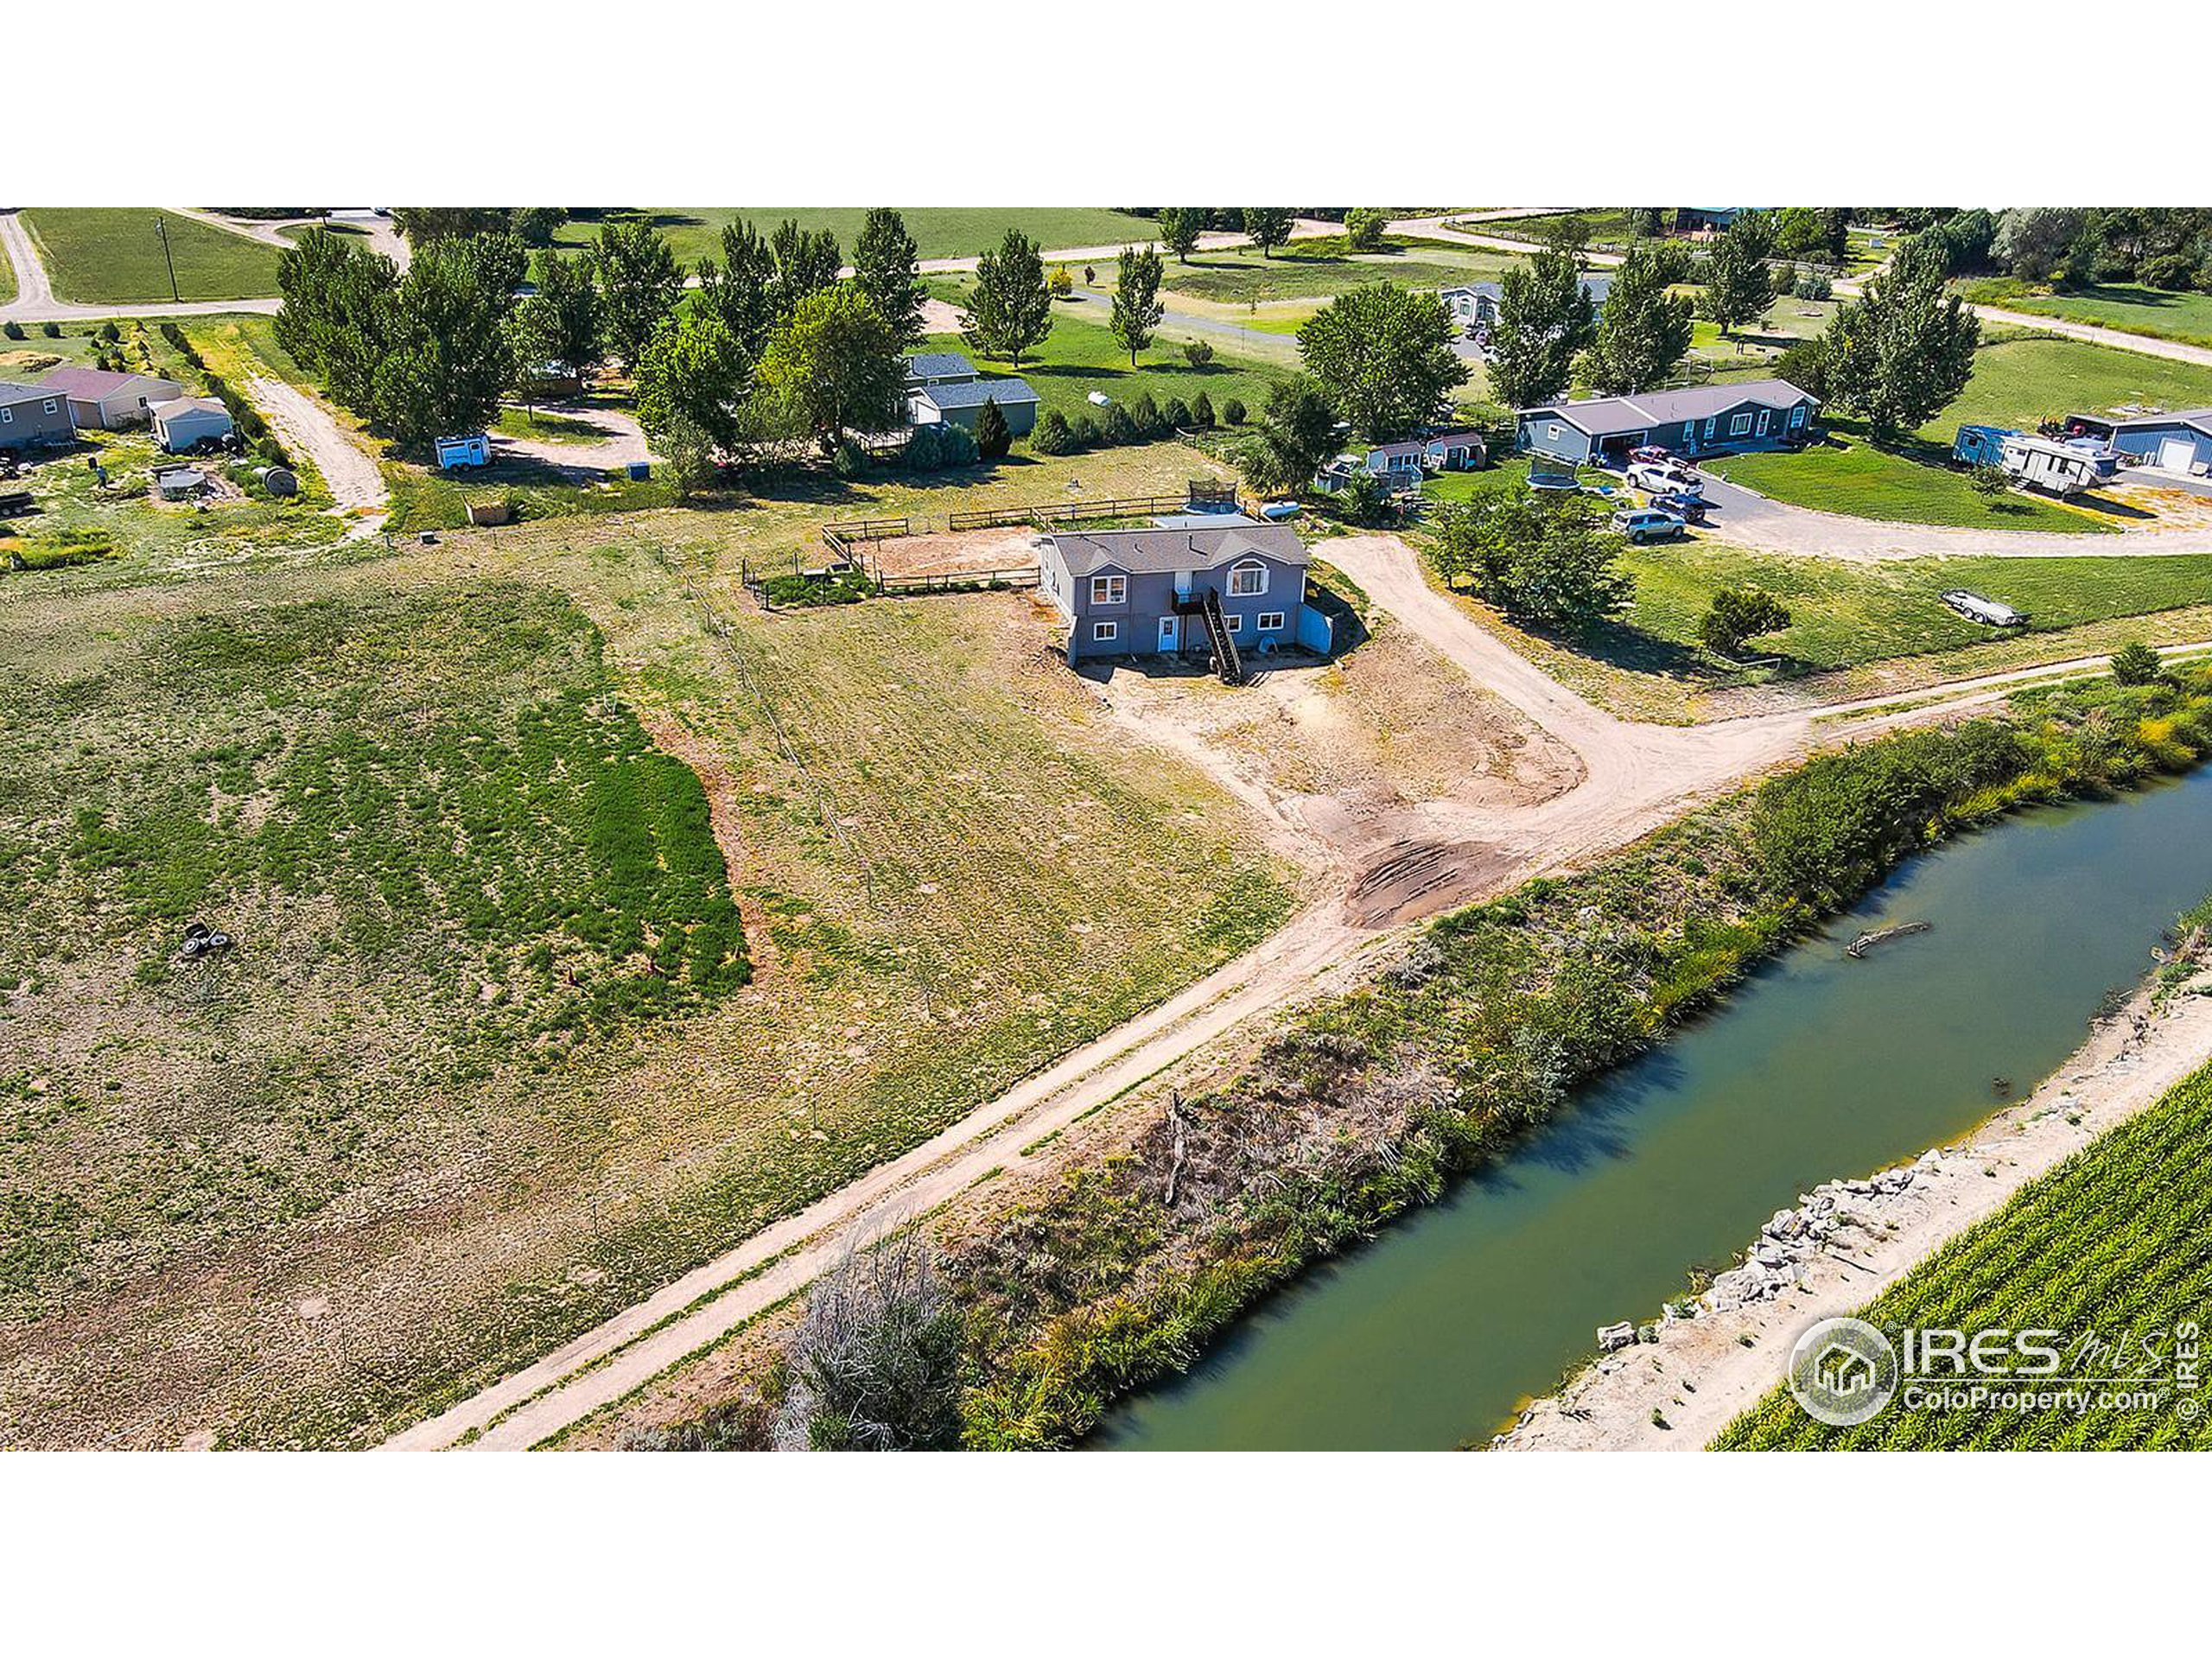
[254,466,299,498]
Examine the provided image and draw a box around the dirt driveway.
[247,375,388,524]
[492,403,652,475]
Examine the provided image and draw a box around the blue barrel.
[627,461,652,480]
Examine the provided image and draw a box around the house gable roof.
[916,377,1039,410]
[1524,378,1817,435]
[1049,521,1311,580]
[151,396,229,420]
[906,351,976,381]
[0,379,64,404]
[39,365,180,401]
[2102,408,2212,437]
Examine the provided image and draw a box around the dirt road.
[1499,969,2212,1452]
[247,376,388,522]
[492,403,653,474]
[382,534,2206,1451]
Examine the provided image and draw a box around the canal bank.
[1091,768,2212,1451]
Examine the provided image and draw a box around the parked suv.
[1612,506,1688,544]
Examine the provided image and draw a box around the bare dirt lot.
[1091,616,1584,926]
[868,525,1042,582]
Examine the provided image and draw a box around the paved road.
[380,531,2196,1452]
[1689,471,2212,560]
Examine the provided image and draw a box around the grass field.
[555,207,1165,267]
[0,436,1298,1446]
[1929,334,2212,435]
[491,405,620,443]
[1964,276,2212,353]
[21,209,283,304]
[1153,238,1508,305]
[922,302,1286,428]
[1468,209,1637,246]
[1707,421,2113,532]
[1715,1058,2212,1450]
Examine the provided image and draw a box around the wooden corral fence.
[878,567,1041,597]
[1030,493,1200,527]
[821,516,910,562]
[947,505,1039,532]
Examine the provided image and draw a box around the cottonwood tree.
[750,284,904,457]
[1344,208,1389,251]
[1236,375,1339,493]
[389,207,514,245]
[371,233,525,448]
[1241,207,1294,259]
[693,219,781,372]
[852,207,926,346]
[1820,235,1980,440]
[1109,245,1165,365]
[1430,488,1633,627]
[276,226,399,414]
[1582,244,1694,394]
[1699,211,1776,340]
[635,309,751,451]
[1298,283,1462,441]
[1699,587,1793,657]
[1487,249,1596,409]
[961,229,1052,370]
[1157,207,1205,264]
[767,219,842,315]
[511,249,603,391]
[594,219,686,372]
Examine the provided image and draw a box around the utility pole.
[155,214,179,303]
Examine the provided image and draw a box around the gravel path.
[248,375,387,519]
[493,402,653,474]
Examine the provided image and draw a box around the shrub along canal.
[1092,767,2212,1450]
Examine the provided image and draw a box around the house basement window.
[1257,611,1286,632]
[1093,620,1118,642]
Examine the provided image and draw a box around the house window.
[1092,620,1118,643]
[1730,412,1753,436]
[1,409,12,424]
[1547,423,1562,442]
[1227,560,1267,597]
[1257,611,1287,632]
[1224,613,1244,635]
[1090,574,1127,606]
[1789,404,1807,428]
[43,399,60,416]
[1682,422,1695,447]
[1704,416,1717,440]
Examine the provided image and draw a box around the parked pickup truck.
[1612,506,1688,544]
[1626,460,1703,493]
[1648,489,1710,524]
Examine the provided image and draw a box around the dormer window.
[1227,559,1267,598]
[1090,574,1127,605]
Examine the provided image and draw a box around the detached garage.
[150,396,235,454]
[2068,409,2212,477]
[907,376,1040,438]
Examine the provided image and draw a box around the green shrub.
[1101,405,1137,446]
[41,321,60,339]
[1029,409,1075,455]
[1127,391,1162,437]
[937,421,977,466]
[1181,340,1216,370]
[1070,413,1101,448]
[2112,643,2164,685]
[833,439,868,480]
[1189,391,1215,429]
[1160,397,1192,431]
[1,321,22,340]
[764,569,874,607]
[905,423,944,471]
[6,530,118,573]
[1221,397,1246,426]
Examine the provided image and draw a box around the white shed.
[150,396,235,454]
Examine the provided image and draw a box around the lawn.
[1465,210,1638,247]
[1716,1056,2212,1450]
[0,440,1298,1447]
[921,302,1285,429]
[1925,334,2212,436]
[1963,276,2212,353]
[1153,238,1508,306]
[555,207,1165,267]
[1706,421,2113,533]
[491,405,620,443]
[1611,540,2212,675]
[21,209,284,305]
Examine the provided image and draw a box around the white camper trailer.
[1999,432,2100,499]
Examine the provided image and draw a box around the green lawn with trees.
[21,209,284,303]
[554,208,1164,267]
[1155,238,1507,305]
[926,305,1278,431]
[1929,333,2212,435]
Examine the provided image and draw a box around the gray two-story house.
[1039,518,1310,673]
[0,380,78,452]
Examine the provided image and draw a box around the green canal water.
[1092,769,2212,1450]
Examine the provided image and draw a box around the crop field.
[1716,1059,2212,1450]
[1964,277,2212,353]
[0,470,1294,1446]
[20,209,284,304]
[553,207,1164,267]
